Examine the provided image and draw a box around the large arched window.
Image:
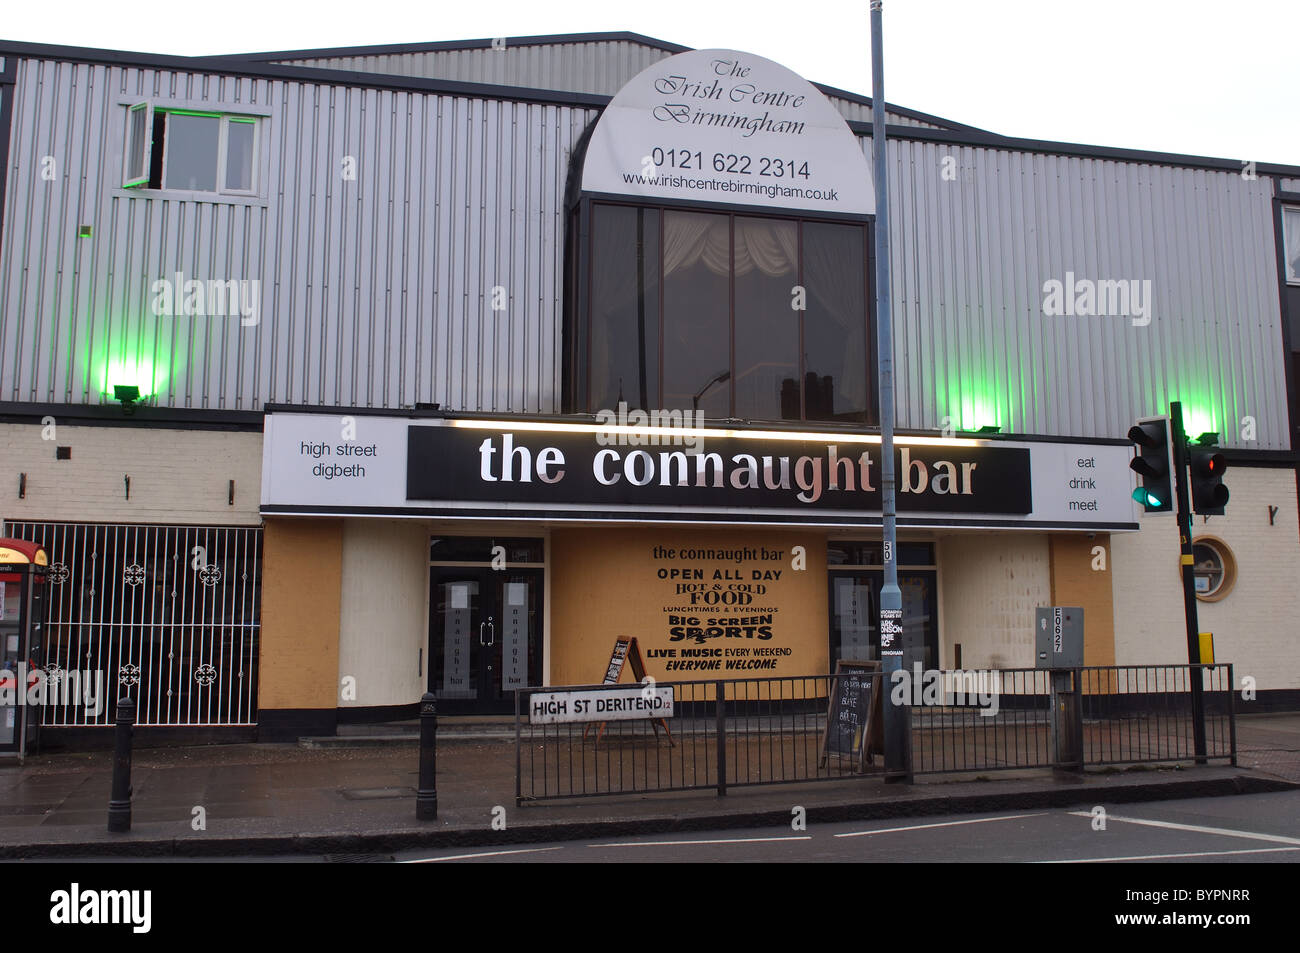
[571,201,876,425]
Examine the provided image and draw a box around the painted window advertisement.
[639,539,820,678]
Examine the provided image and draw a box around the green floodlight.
[113,384,141,415]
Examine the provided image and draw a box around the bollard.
[107,696,135,833]
[416,692,438,820]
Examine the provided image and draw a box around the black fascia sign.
[406,426,1031,515]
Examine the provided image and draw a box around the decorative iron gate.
[2,521,262,727]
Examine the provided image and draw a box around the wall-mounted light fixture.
[124,475,130,500]
[113,384,141,415]
[18,473,26,499]
[228,479,235,506]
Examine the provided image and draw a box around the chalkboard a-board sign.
[589,636,672,745]
[820,660,883,770]
[603,637,647,684]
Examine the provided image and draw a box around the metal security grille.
[2,521,262,727]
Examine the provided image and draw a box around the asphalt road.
[18,790,1299,864]
[18,793,1291,939]
[394,790,1300,864]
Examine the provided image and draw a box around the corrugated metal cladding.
[271,43,941,129]
[831,98,939,128]
[276,41,667,99]
[0,57,595,414]
[0,56,1291,448]
[879,138,1289,449]
[1281,178,1300,193]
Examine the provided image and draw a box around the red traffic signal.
[1190,448,1229,515]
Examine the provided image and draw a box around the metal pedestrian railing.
[515,663,1237,801]
[515,673,884,803]
[908,667,1053,774]
[910,664,1236,774]
[1079,664,1236,767]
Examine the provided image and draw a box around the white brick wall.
[938,532,1052,669]
[1111,466,1300,690]
[1,422,262,526]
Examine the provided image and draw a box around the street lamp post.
[871,0,911,781]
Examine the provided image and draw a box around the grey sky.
[5,0,1295,165]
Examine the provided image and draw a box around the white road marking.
[833,812,1049,838]
[588,835,812,848]
[1040,846,1300,863]
[401,847,564,863]
[1066,811,1300,847]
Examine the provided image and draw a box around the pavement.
[0,713,1297,859]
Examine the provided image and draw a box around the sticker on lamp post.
[880,608,903,658]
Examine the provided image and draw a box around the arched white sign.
[581,49,874,216]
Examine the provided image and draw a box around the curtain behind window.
[663,214,798,278]
[586,205,870,421]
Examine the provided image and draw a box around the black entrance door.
[428,568,542,714]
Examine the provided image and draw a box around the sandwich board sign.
[820,660,882,770]
[586,636,672,744]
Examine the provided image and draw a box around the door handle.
[486,620,496,646]
[479,621,487,646]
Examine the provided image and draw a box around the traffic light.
[1128,416,1174,513]
[1189,436,1229,515]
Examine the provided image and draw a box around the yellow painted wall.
[259,518,343,710]
[549,527,828,685]
[1048,533,1116,667]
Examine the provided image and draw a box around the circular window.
[1190,536,1236,602]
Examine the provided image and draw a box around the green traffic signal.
[1131,486,1166,508]
[1128,417,1174,515]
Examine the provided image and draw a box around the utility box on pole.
[1035,606,1084,669]
[1035,606,1084,769]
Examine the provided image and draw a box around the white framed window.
[1285,206,1300,285]
[123,105,261,197]
[123,102,152,188]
